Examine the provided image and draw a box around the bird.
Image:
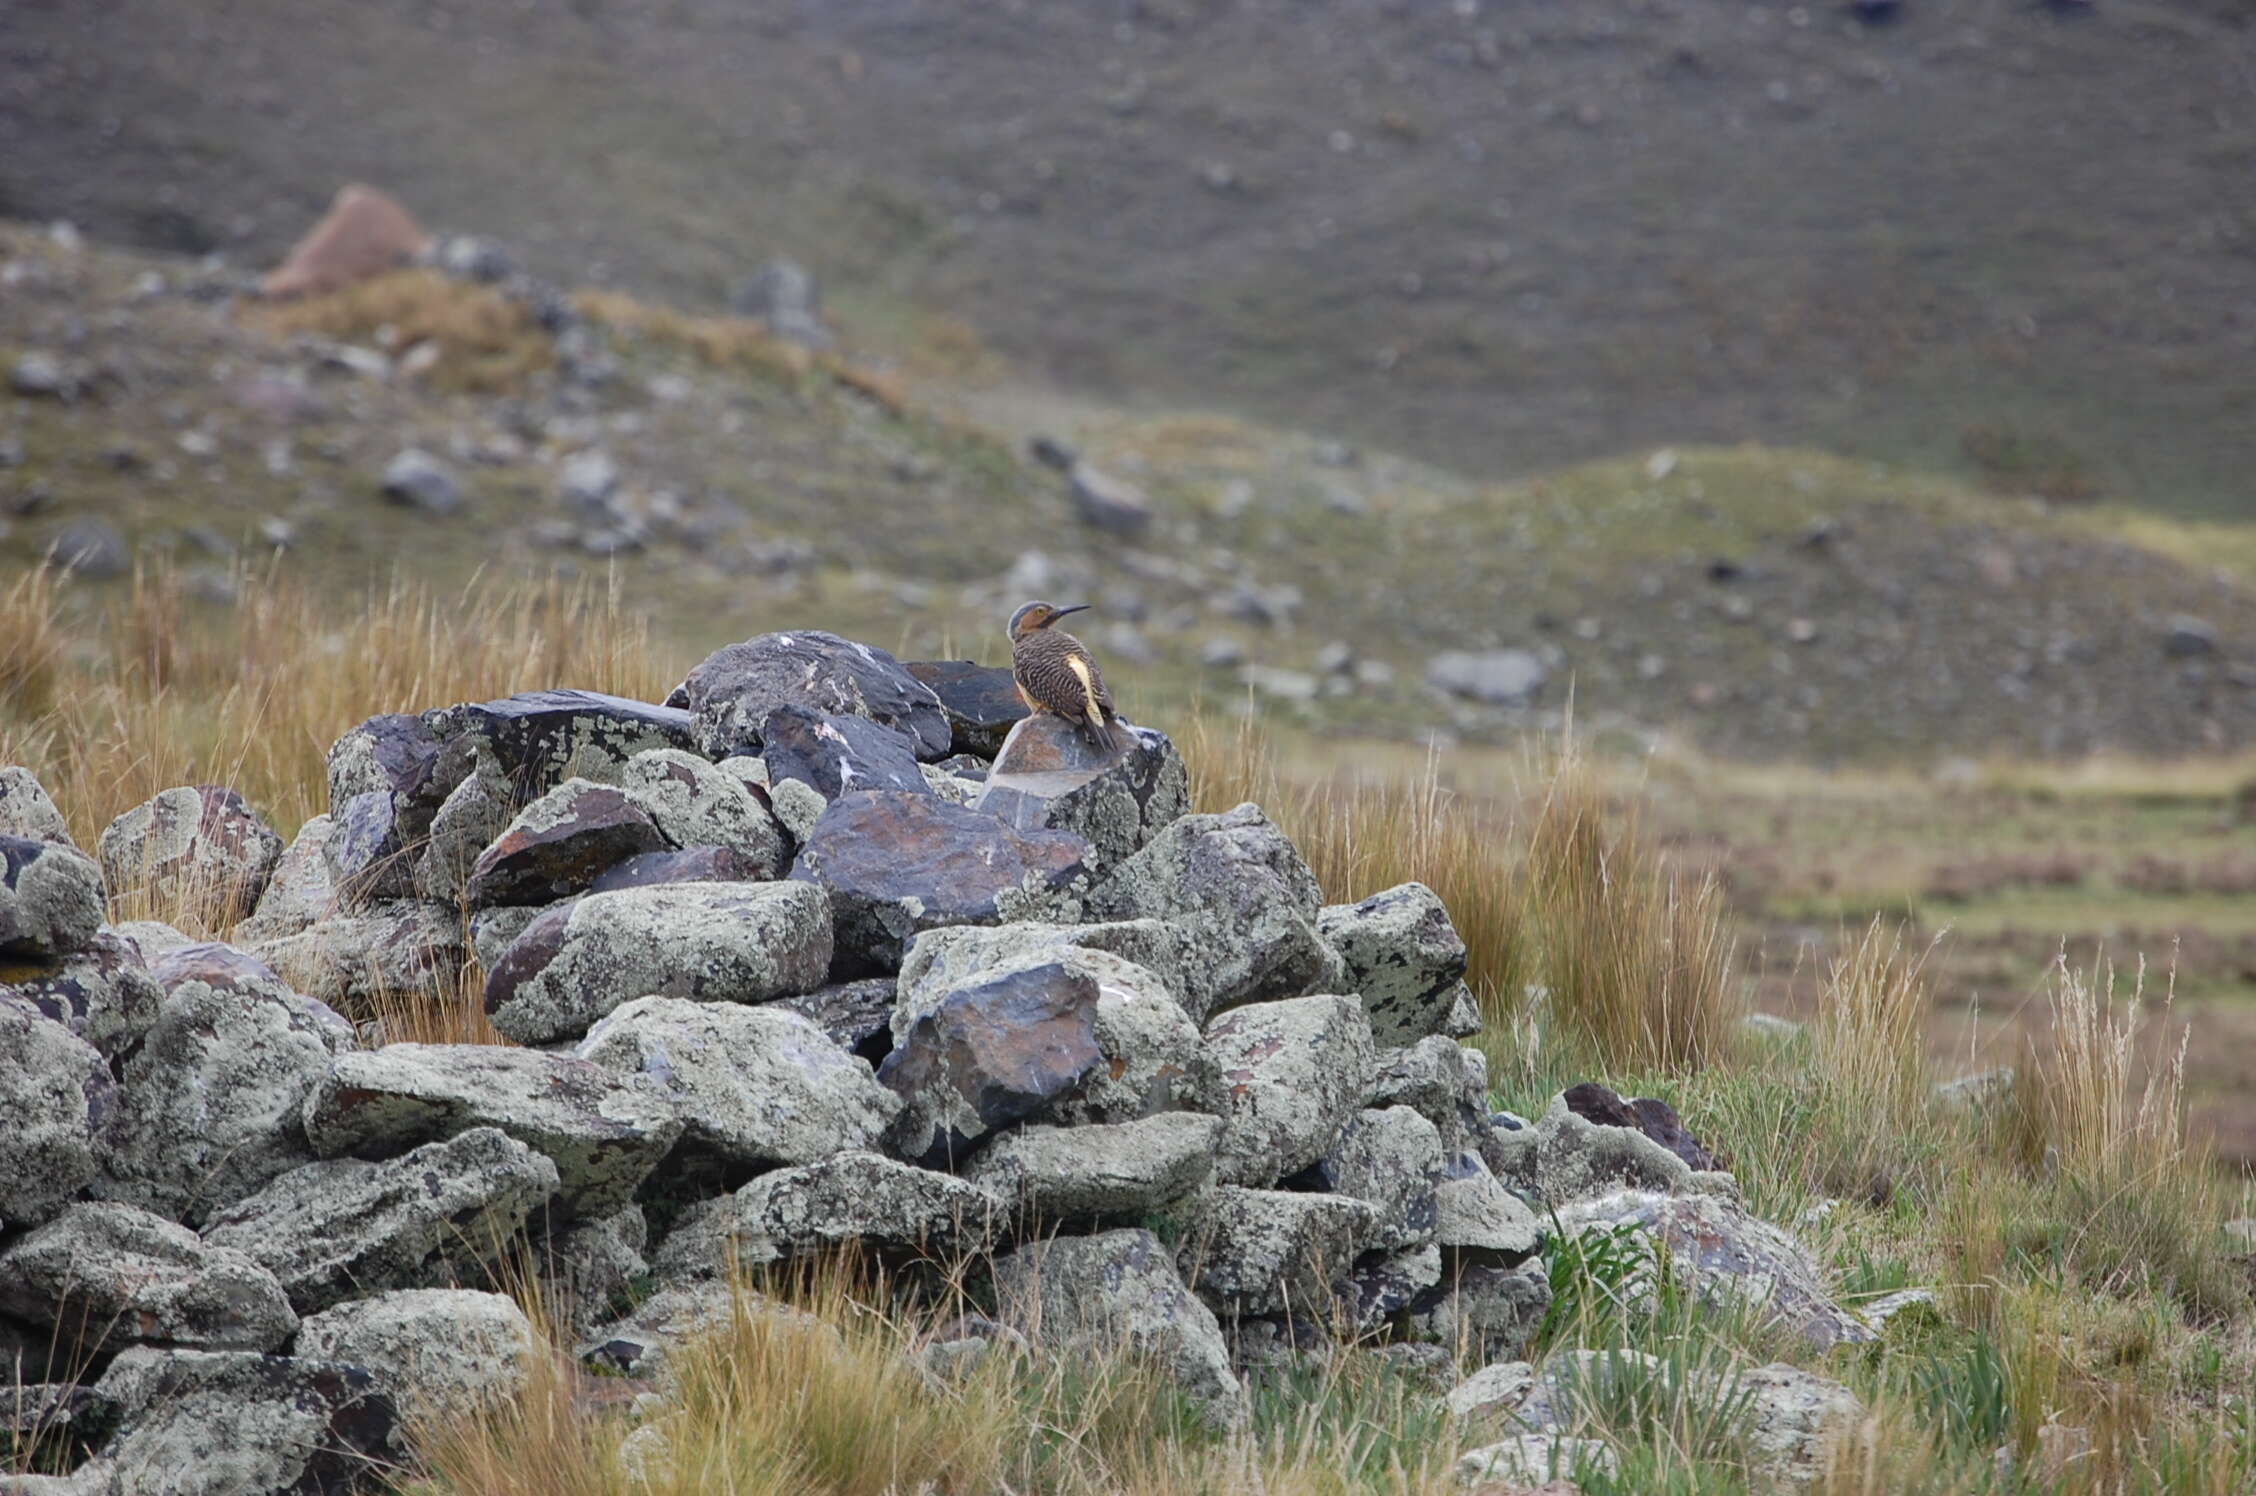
[1008,600,1123,751]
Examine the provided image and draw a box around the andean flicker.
[1008,600,1122,750]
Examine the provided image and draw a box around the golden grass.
[573,288,812,384]
[242,268,556,392]
[0,566,67,719]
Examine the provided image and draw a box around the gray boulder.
[0,1000,113,1226]
[897,918,1201,1023]
[1405,1261,1551,1361]
[760,706,932,799]
[1457,1435,1620,1486]
[975,716,1189,873]
[90,1347,397,1496]
[323,714,455,834]
[1426,648,1549,706]
[412,773,510,905]
[676,631,951,761]
[420,689,695,806]
[576,1280,819,1382]
[588,845,767,893]
[770,976,896,1060]
[732,257,834,348]
[963,1112,1221,1223]
[95,786,283,925]
[616,748,785,875]
[464,777,668,909]
[303,1043,683,1219]
[95,944,351,1225]
[246,899,467,1016]
[1345,1244,1443,1331]
[105,919,195,965]
[539,1206,648,1336]
[901,660,1027,758]
[0,767,73,845]
[1366,1034,1494,1153]
[790,791,1090,976]
[1317,883,1467,1047]
[1179,1186,1377,1318]
[1084,803,1342,1020]
[1488,1090,1725,1206]
[0,835,105,959]
[231,815,335,945]
[469,903,545,973]
[323,788,420,907]
[1435,1152,1545,1268]
[576,997,897,1170]
[203,1126,559,1313]
[1203,994,1375,1186]
[294,1289,533,1420]
[651,1152,1001,1279]
[1285,1105,1442,1253]
[484,880,832,1045]
[990,1228,1245,1431]
[0,1202,297,1354]
[0,930,163,1063]
[380,447,463,515]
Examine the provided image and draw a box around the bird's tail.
[1087,713,1130,755]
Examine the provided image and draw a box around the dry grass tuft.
[243,269,556,392]
[0,566,68,719]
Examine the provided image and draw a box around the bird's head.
[1008,600,1090,641]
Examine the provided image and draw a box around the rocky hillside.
[8,218,2256,764]
[6,0,2253,516]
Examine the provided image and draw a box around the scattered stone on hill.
[0,767,73,845]
[789,790,1090,975]
[96,786,284,926]
[2165,615,2218,657]
[232,814,336,944]
[902,659,1028,758]
[0,929,163,1062]
[1561,1081,1726,1172]
[1425,648,1550,706]
[246,898,466,1014]
[1318,882,1469,1047]
[1084,802,1341,1020]
[576,997,897,1171]
[976,715,1189,872]
[557,448,620,515]
[1180,1186,1377,1317]
[731,258,834,349]
[1203,993,1375,1186]
[43,516,130,581]
[617,747,785,875]
[771,975,897,1060]
[483,880,832,1044]
[261,183,432,299]
[1,834,106,959]
[422,689,695,806]
[761,704,933,799]
[676,630,952,762]
[1285,1105,1443,1254]
[88,1346,398,1496]
[303,1042,682,1219]
[0,1202,297,1354]
[653,1151,1002,1278]
[964,1112,1222,1223]
[380,446,463,515]
[991,1228,1246,1431]
[1067,460,1155,535]
[10,350,74,400]
[1554,1189,1875,1349]
[293,1289,534,1425]
[587,845,765,892]
[203,1126,559,1314]
[0,999,113,1226]
[464,776,668,908]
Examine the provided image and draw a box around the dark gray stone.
[760,705,931,799]
[464,778,667,909]
[677,631,950,761]
[419,689,695,806]
[902,660,1028,759]
[588,845,766,892]
[975,716,1188,873]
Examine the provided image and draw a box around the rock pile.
[1,626,1876,1490]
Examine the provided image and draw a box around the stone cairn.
[0,629,1871,1492]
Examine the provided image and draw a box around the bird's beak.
[1053,604,1092,619]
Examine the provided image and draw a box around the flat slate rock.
[760,704,932,799]
[588,845,767,893]
[464,777,667,908]
[975,716,1189,872]
[902,659,1029,759]
[678,630,952,761]
[420,689,694,803]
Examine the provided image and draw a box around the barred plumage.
[1008,600,1120,750]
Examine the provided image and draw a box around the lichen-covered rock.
[616,748,784,875]
[1456,1434,1619,1486]
[767,776,828,843]
[651,1152,1001,1278]
[897,918,1200,1020]
[325,713,455,827]
[760,705,932,799]
[412,773,509,905]
[1285,1105,1442,1253]
[974,716,1189,873]
[0,835,105,959]
[0,930,163,1063]
[678,630,951,761]
[231,815,336,945]
[1435,1152,1544,1268]
[1317,882,1467,1047]
[484,880,832,1045]
[1488,1090,1726,1207]
[0,767,73,845]
[577,997,896,1171]
[1561,1080,1727,1172]
[324,788,418,906]
[990,1228,1246,1431]
[303,1043,683,1218]
[883,950,1209,1168]
[91,1347,397,1496]
[1203,994,1375,1186]
[464,777,668,909]
[106,919,195,964]
[771,976,896,1061]
[964,1112,1222,1223]
[203,1127,559,1313]
[469,903,546,973]
[1179,1186,1377,1318]
[1084,803,1342,1020]
[0,1203,297,1353]
[576,1280,823,1383]
[0,999,112,1226]
[245,899,467,1016]
[1553,1189,1874,1349]
[1405,1261,1551,1361]
[790,790,1090,976]
[294,1289,533,1420]
[540,1206,648,1335]
[96,786,283,925]
[1345,1244,1442,1331]
[1365,1034,1493,1153]
[95,944,351,1225]
[901,659,1027,758]
[420,689,696,805]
